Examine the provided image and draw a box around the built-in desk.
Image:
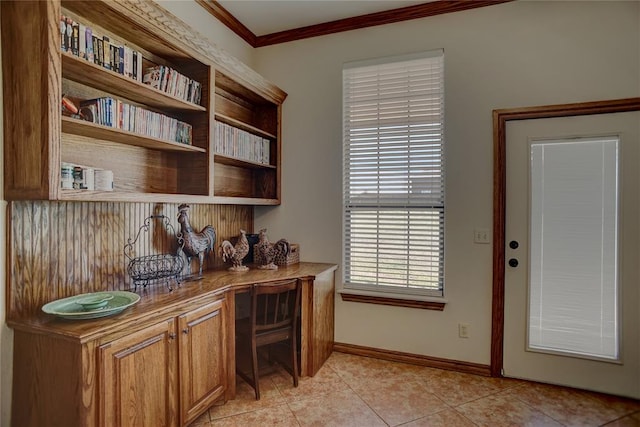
[8,262,337,427]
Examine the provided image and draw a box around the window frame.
[341,49,446,305]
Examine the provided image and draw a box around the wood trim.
[199,1,513,48]
[340,292,445,310]
[491,97,640,377]
[195,0,256,47]
[255,1,512,47]
[334,342,491,377]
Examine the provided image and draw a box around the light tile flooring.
[193,352,640,427]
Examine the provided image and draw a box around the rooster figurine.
[177,204,216,277]
[255,229,289,270]
[220,229,250,272]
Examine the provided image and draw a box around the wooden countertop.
[8,262,337,344]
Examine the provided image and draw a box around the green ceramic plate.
[42,291,140,320]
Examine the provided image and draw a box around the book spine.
[60,15,67,52]
[102,36,110,70]
[95,35,103,66]
[111,44,118,74]
[118,46,124,74]
[71,21,79,56]
[123,46,131,78]
[78,23,86,59]
[137,52,143,82]
[65,17,73,54]
[85,27,94,62]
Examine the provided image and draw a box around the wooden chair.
[236,279,301,400]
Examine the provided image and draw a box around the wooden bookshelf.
[1,0,286,205]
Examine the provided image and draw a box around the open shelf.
[61,116,207,153]
[59,189,214,203]
[214,113,276,140]
[62,52,206,112]
[214,154,276,169]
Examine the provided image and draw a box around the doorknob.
[508,258,519,268]
[509,240,519,249]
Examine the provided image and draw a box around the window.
[342,50,445,298]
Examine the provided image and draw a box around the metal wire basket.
[124,215,185,291]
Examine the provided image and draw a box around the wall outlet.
[474,228,490,244]
[458,323,470,338]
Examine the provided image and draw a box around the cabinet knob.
[168,333,176,340]
[182,328,189,335]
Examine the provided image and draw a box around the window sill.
[339,289,447,311]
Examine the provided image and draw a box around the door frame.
[490,97,640,377]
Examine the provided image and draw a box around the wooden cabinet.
[11,294,230,427]
[178,299,228,426]
[0,0,286,205]
[99,319,180,427]
[98,299,229,427]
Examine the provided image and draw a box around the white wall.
[155,0,254,67]
[253,1,640,364]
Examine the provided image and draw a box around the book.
[123,46,131,78]
[79,23,86,59]
[102,36,111,70]
[65,17,73,54]
[143,66,161,90]
[86,27,94,62]
[118,46,124,74]
[60,15,67,52]
[111,44,118,73]
[71,21,79,56]
[136,52,143,82]
[94,35,103,66]
[132,51,138,81]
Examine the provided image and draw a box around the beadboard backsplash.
[7,201,252,318]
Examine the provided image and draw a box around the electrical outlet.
[458,323,470,338]
[474,228,490,244]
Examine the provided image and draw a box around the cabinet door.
[179,298,228,425]
[99,319,179,427]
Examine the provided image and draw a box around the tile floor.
[192,351,640,427]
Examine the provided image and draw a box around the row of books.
[61,163,113,191]
[80,97,193,145]
[60,14,144,82]
[143,65,203,105]
[215,121,270,165]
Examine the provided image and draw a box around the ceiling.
[217,0,425,36]
[197,0,511,47]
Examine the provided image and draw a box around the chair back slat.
[251,279,300,332]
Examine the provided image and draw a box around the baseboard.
[333,342,492,377]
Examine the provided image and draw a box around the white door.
[503,112,640,399]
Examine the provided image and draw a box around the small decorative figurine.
[177,204,216,277]
[220,229,250,272]
[255,229,289,270]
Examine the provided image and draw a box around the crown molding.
[197,1,512,48]
[195,0,256,46]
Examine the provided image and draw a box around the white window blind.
[529,136,619,360]
[342,50,445,296]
